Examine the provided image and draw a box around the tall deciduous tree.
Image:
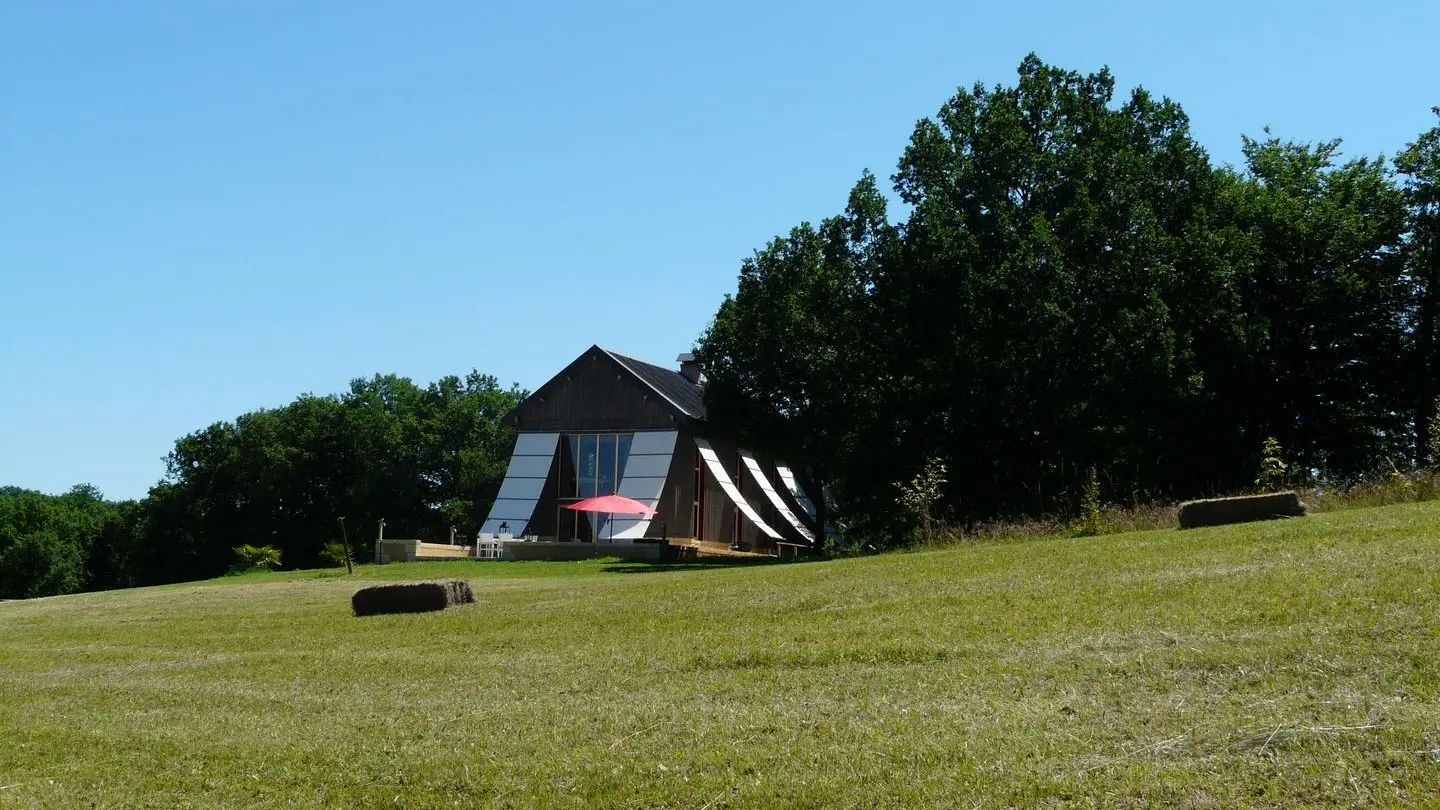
[885,54,1228,516]
[0,485,124,599]
[150,370,523,579]
[701,54,1424,539]
[1222,135,1411,478]
[696,172,896,536]
[1397,109,1440,464]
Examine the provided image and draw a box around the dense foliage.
[0,372,522,599]
[7,57,1436,594]
[698,56,1440,539]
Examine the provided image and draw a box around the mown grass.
[2,503,1439,808]
[939,471,1440,546]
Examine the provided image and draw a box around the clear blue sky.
[2,0,1436,500]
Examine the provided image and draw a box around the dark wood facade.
[636,429,801,552]
[486,345,820,554]
[506,347,690,433]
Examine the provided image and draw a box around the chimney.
[676,352,702,385]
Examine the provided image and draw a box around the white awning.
[695,438,783,540]
[774,462,816,520]
[605,430,678,540]
[480,433,560,535]
[740,451,815,544]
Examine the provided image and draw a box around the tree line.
[6,56,1437,595]
[0,373,523,598]
[696,55,1439,539]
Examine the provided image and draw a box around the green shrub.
[1255,436,1288,492]
[320,541,353,569]
[896,457,947,545]
[1430,396,1440,468]
[1076,468,1103,537]
[231,544,282,573]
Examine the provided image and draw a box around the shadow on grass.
[602,556,813,574]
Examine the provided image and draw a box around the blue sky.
[2,0,1437,500]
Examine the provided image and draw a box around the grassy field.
[2,504,1439,808]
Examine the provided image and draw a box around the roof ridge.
[600,346,672,372]
[597,346,705,422]
[598,347,689,418]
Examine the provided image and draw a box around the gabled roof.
[600,347,707,421]
[502,345,707,431]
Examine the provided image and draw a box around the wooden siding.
[648,428,697,541]
[699,432,812,550]
[510,347,682,432]
[499,421,812,551]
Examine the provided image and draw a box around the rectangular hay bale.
[352,579,475,616]
[1177,492,1306,529]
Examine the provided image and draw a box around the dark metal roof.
[601,347,707,421]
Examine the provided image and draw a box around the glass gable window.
[558,433,635,541]
[559,433,634,499]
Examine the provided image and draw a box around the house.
[477,345,823,559]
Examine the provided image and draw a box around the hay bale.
[1177,492,1306,529]
[351,580,475,616]
[444,579,476,605]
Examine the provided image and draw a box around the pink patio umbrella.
[565,494,656,541]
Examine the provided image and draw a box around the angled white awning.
[739,451,815,544]
[481,433,559,535]
[694,438,782,540]
[774,462,816,520]
[606,430,678,540]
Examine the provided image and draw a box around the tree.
[1396,109,1440,465]
[695,172,895,539]
[143,370,523,581]
[1224,134,1411,478]
[702,54,1422,538]
[0,484,123,598]
[884,54,1229,515]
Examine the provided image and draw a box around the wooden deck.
[666,538,774,559]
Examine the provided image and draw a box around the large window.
[562,433,633,497]
[558,433,634,541]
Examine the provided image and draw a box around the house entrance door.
[557,502,594,542]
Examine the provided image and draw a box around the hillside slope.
[2,503,1438,808]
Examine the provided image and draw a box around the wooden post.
[337,516,353,575]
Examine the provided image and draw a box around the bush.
[1256,436,1288,492]
[896,457,947,545]
[0,529,87,599]
[320,541,353,569]
[1430,397,1440,468]
[1075,468,1103,537]
[231,544,282,573]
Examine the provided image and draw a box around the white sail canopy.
[740,451,815,543]
[695,438,782,540]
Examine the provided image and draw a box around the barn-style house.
[477,345,823,559]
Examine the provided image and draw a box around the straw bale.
[352,580,475,616]
[1178,492,1306,529]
